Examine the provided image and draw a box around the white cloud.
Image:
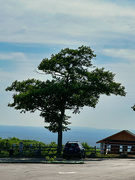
[16,0,135,18]
[95,49,135,99]
[0,52,27,61]
[103,49,135,63]
[1,0,135,45]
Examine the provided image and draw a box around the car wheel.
[63,155,66,159]
[83,151,85,159]
[79,153,82,159]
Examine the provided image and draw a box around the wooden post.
[94,146,96,154]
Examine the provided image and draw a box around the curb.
[0,161,84,164]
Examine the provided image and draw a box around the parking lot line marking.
[59,172,77,174]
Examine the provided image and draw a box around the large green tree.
[6,46,126,155]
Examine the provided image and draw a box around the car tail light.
[75,147,80,150]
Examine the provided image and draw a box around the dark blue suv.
[63,141,85,159]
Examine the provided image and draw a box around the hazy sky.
[1,0,135,130]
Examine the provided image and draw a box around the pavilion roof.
[96,130,135,144]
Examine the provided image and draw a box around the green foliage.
[49,141,57,147]
[46,156,56,162]
[0,137,59,158]
[49,157,54,162]
[82,142,96,156]
[82,142,91,148]
[46,156,50,161]
[132,105,135,111]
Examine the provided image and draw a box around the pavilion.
[96,130,135,154]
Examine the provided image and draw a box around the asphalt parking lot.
[1,158,135,180]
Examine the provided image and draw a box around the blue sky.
[1,0,135,130]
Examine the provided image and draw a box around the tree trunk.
[57,120,63,157]
[57,107,65,157]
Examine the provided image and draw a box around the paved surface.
[1,158,135,179]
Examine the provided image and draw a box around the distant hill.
[0,125,129,147]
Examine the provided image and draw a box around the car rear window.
[65,143,78,148]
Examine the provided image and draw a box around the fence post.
[38,143,41,157]
[94,146,96,154]
[19,142,23,158]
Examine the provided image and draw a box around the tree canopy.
[6,46,126,155]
